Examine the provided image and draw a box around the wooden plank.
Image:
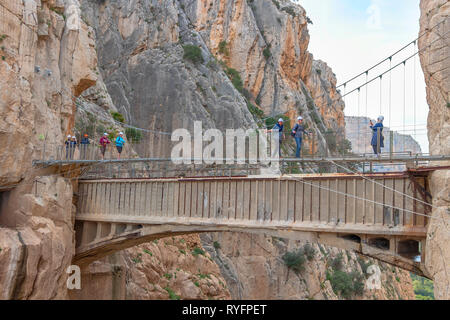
[337,179,346,224]
[242,181,251,221]
[229,181,237,220]
[255,180,264,221]
[216,181,224,219]
[303,181,312,222]
[210,181,217,219]
[404,179,415,226]
[195,181,203,218]
[185,182,192,218]
[374,179,384,225]
[161,182,169,217]
[310,180,320,222]
[394,179,405,226]
[178,182,186,218]
[265,180,273,221]
[279,181,288,222]
[354,179,365,224]
[172,182,179,218]
[384,179,394,226]
[249,180,258,221]
[287,181,295,222]
[365,180,375,225]
[236,181,244,220]
[328,179,338,224]
[272,180,280,221]
[294,181,303,222]
[167,182,174,217]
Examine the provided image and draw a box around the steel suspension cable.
[337,18,448,88]
[341,28,450,98]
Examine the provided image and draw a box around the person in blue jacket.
[115,132,126,159]
[370,116,384,155]
[292,116,309,158]
[267,118,285,157]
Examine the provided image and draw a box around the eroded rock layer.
[418,0,450,300]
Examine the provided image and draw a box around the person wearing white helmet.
[99,132,111,160]
[369,116,385,155]
[64,134,73,159]
[292,116,309,158]
[267,118,285,157]
[115,131,126,159]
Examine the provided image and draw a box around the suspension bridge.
[30,18,450,276]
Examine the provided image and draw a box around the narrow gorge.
[0,0,448,300]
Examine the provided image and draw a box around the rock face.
[69,235,231,300]
[0,0,99,299]
[418,0,450,299]
[200,233,415,300]
[180,0,345,154]
[0,0,417,300]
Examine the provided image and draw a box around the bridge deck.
[77,173,429,236]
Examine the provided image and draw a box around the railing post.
[389,130,394,159]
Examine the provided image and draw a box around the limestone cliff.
[0,0,418,300]
[201,233,415,300]
[0,0,99,298]
[418,0,450,300]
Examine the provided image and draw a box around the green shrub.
[303,243,316,261]
[271,0,280,9]
[110,111,125,123]
[327,269,364,299]
[411,273,434,300]
[282,250,306,273]
[329,253,344,271]
[224,66,243,93]
[324,129,337,152]
[213,241,221,250]
[192,247,205,257]
[357,257,371,275]
[247,102,264,118]
[263,47,272,59]
[218,40,229,56]
[143,249,153,256]
[163,273,173,280]
[183,44,204,64]
[282,6,296,17]
[164,287,180,300]
[125,127,142,143]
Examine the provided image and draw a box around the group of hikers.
[267,115,385,158]
[64,116,385,160]
[64,132,126,160]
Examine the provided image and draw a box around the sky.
[292,0,429,153]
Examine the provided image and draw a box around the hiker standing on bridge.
[292,116,309,158]
[267,118,285,158]
[65,135,75,160]
[99,133,110,160]
[369,116,385,155]
[80,134,90,159]
[115,132,126,160]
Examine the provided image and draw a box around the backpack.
[291,125,297,138]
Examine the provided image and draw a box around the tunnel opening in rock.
[398,240,421,261]
[341,234,361,243]
[0,190,11,224]
[368,237,390,250]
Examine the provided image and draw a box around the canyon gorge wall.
[0,0,421,300]
[418,0,450,300]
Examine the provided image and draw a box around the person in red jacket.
[99,133,110,160]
